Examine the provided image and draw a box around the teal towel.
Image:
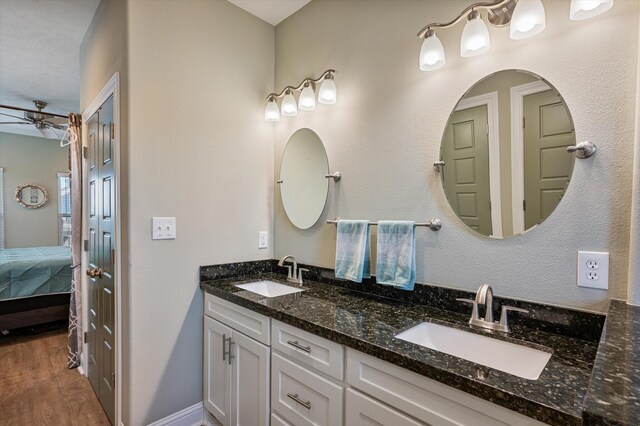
[335,220,371,283]
[376,221,416,291]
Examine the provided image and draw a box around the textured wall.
[0,132,69,248]
[274,0,639,312]
[126,0,274,424]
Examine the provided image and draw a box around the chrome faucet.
[277,255,309,286]
[457,284,528,333]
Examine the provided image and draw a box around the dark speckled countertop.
[199,261,611,426]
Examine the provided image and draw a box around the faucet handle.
[297,268,309,284]
[456,298,475,305]
[499,305,529,331]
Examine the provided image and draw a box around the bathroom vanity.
[200,260,638,426]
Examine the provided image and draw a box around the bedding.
[0,246,72,301]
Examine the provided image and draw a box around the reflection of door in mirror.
[523,90,574,230]
[441,105,492,236]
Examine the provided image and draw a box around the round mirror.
[279,128,330,229]
[15,183,48,209]
[438,70,575,238]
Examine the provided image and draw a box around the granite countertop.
[582,300,640,426]
[200,270,603,426]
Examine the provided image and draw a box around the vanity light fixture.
[417,0,613,71]
[264,69,337,121]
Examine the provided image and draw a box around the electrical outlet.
[258,231,268,249]
[577,251,609,290]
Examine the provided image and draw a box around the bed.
[0,246,72,331]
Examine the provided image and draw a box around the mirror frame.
[15,183,49,209]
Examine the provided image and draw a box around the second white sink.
[235,280,305,298]
[395,322,551,380]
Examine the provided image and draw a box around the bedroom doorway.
[85,94,116,424]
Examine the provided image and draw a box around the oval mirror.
[15,183,49,209]
[279,128,330,229]
[438,70,575,238]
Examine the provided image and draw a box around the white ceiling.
[227,0,311,26]
[0,0,100,139]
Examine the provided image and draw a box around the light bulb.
[281,90,298,116]
[419,30,445,71]
[510,0,546,40]
[460,11,491,57]
[298,83,316,111]
[570,0,613,20]
[264,97,280,121]
[318,75,337,105]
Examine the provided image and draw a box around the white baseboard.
[146,402,204,426]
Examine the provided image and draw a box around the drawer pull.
[286,340,311,353]
[287,393,311,409]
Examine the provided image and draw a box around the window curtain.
[0,168,4,249]
[67,113,83,369]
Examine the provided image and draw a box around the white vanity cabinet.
[270,320,344,426]
[203,294,270,426]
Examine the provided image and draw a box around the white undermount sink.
[395,322,551,380]
[235,280,305,298]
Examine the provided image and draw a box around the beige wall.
[125,0,274,424]
[274,0,638,313]
[0,132,69,248]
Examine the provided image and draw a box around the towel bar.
[326,218,442,231]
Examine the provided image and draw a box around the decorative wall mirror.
[436,69,576,238]
[15,183,48,209]
[279,128,332,229]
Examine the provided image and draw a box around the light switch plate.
[258,231,268,249]
[152,217,176,240]
[577,251,609,290]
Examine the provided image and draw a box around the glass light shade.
[298,85,316,111]
[318,78,337,105]
[460,15,491,57]
[510,0,546,40]
[570,0,613,20]
[419,33,446,71]
[264,99,280,121]
[281,92,298,116]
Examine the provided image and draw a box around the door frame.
[454,91,503,238]
[510,80,551,234]
[80,72,122,426]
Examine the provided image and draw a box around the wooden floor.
[0,328,111,426]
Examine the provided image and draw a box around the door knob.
[95,268,104,279]
[86,268,96,278]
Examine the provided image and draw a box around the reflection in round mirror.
[438,70,575,238]
[280,128,330,229]
[15,183,49,209]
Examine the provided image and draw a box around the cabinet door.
[231,331,270,426]
[204,316,233,426]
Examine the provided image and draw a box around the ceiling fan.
[0,100,69,139]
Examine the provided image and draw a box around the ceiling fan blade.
[46,117,68,125]
[38,126,60,139]
[0,112,28,121]
[0,122,31,125]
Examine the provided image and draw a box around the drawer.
[346,388,425,426]
[204,293,270,345]
[272,352,343,426]
[346,349,548,426]
[271,412,292,426]
[272,320,344,380]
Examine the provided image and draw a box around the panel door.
[441,105,492,235]
[86,110,100,394]
[231,331,270,426]
[204,316,233,426]
[345,388,424,426]
[523,90,574,229]
[85,95,116,424]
